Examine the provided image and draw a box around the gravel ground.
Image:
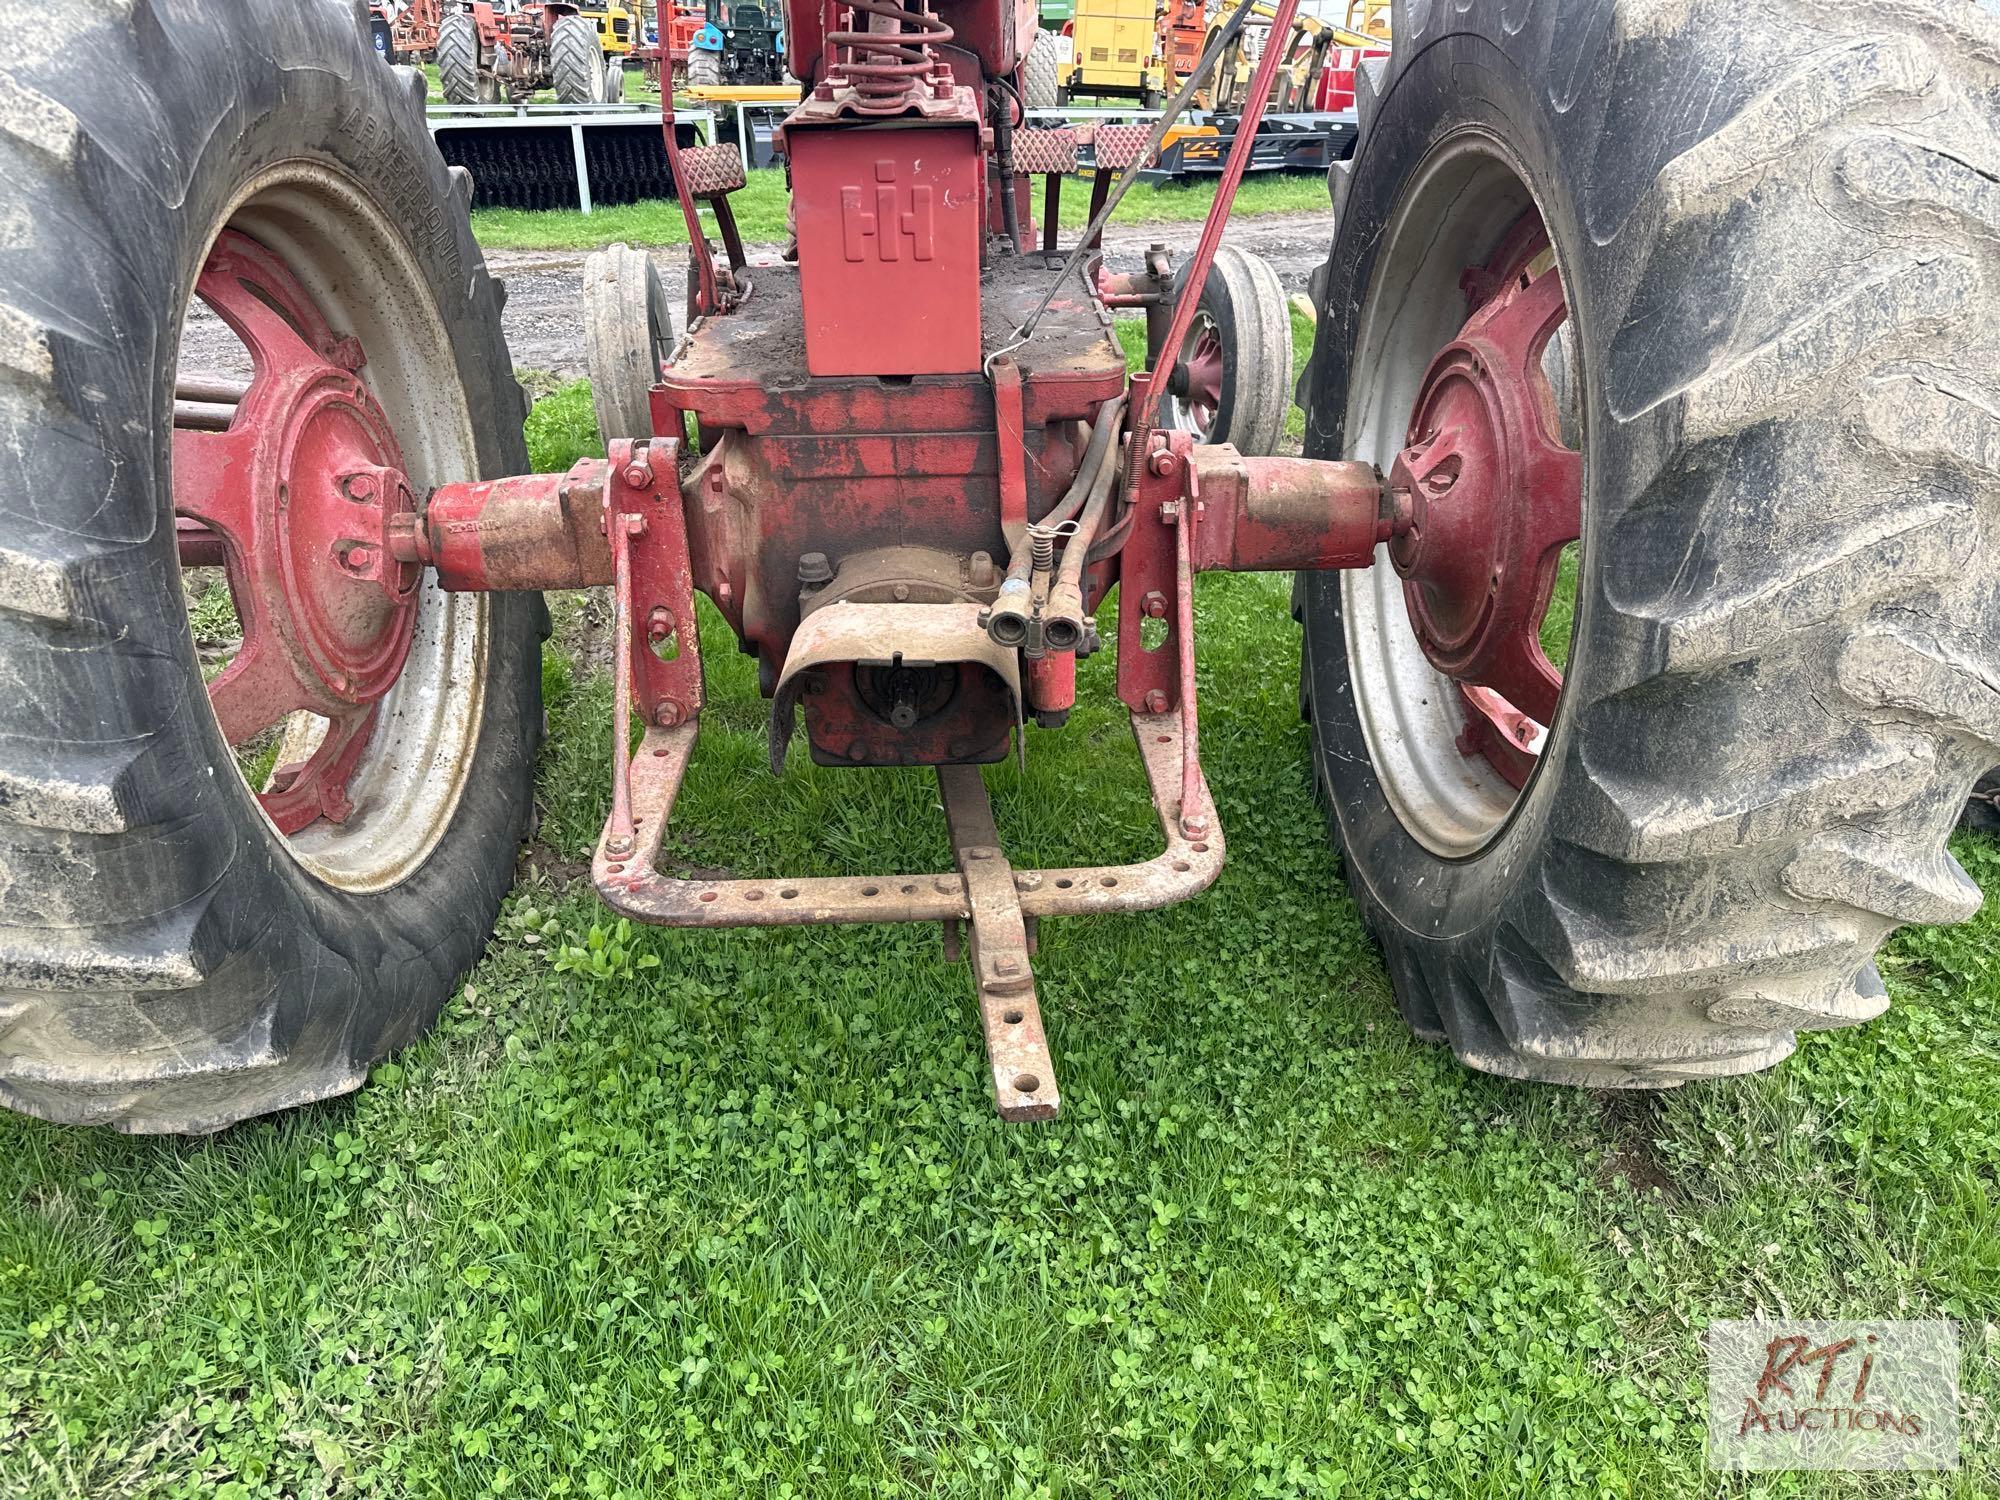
[178,211,1336,384]
[485,213,1335,380]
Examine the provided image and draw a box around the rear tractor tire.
[687,46,723,87]
[1299,0,2000,1086]
[0,1,543,1132]
[551,13,609,104]
[435,11,486,104]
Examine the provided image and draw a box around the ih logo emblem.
[839,161,936,263]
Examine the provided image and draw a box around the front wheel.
[1300,0,2000,1086]
[1161,244,1290,456]
[0,5,541,1132]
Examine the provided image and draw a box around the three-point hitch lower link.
[393,434,1398,1120]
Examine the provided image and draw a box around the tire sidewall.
[1302,26,1614,950]
[54,10,537,1054]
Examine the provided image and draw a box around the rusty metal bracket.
[595,705,1218,926]
[939,764,1059,1121]
[591,706,1222,1118]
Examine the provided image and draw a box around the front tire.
[1162,244,1290,455]
[583,243,676,444]
[1301,0,2000,1085]
[0,3,542,1132]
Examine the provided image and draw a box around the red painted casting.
[1174,323,1224,437]
[1388,210,1581,787]
[172,230,418,833]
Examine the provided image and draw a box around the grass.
[4,355,1996,1496]
[470,169,1329,252]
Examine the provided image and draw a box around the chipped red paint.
[1388,210,1581,785]
[171,230,418,835]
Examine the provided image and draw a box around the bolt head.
[605,835,634,856]
[1143,689,1169,714]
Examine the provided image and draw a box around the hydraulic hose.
[989,397,1125,648]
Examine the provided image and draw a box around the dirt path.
[484,212,1335,380]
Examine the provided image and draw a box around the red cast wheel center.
[1178,322,1224,432]
[173,230,421,834]
[1388,211,1581,787]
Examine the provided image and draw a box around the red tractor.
[436,1,624,103]
[369,0,447,61]
[0,0,1992,1131]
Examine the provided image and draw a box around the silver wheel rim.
[1338,138,1580,859]
[178,167,489,894]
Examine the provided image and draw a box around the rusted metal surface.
[404,461,614,590]
[610,438,704,732]
[657,261,1119,691]
[170,230,417,835]
[606,504,643,855]
[821,0,956,111]
[991,356,1029,546]
[767,600,1021,768]
[1172,468,1204,838]
[939,763,1060,1121]
[1188,449,1393,573]
[658,90,720,318]
[593,705,1222,927]
[1114,405,1182,719]
[1388,209,1578,775]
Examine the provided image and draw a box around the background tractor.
[437,0,635,103]
[369,0,446,61]
[0,0,1994,1133]
[684,0,788,86]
